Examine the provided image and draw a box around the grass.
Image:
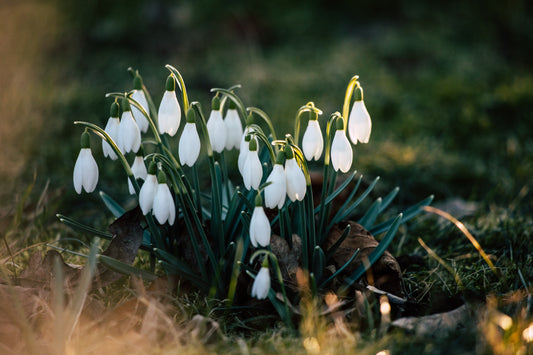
[1,1,532,354]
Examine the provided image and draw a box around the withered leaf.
[94,205,145,287]
[325,221,402,296]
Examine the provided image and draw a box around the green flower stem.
[128,67,159,124]
[165,64,190,113]
[248,124,276,163]
[298,201,309,271]
[219,152,231,205]
[246,107,277,141]
[293,102,323,143]
[210,88,247,123]
[191,102,225,254]
[250,250,293,328]
[191,164,203,222]
[342,75,360,121]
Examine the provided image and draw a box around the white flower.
[139,173,158,215]
[251,266,271,300]
[158,90,181,136]
[206,109,226,153]
[178,122,201,167]
[152,182,175,225]
[73,148,99,194]
[285,157,306,202]
[250,206,271,247]
[128,155,148,194]
[131,90,150,133]
[302,119,323,161]
[118,110,141,153]
[348,100,372,144]
[238,129,254,175]
[331,129,353,173]
[224,108,243,150]
[264,164,286,209]
[242,150,262,190]
[102,116,120,160]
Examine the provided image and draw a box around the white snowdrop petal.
[224,109,243,150]
[285,158,306,202]
[103,117,119,160]
[243,150,262,190]
[348,100,372,144]
[131,90,150,133]
[83,150,99,193]
[158,90,181,136]
[264,164,286,209]
[179,123,201,167]
[73,148,98,194]
[119,111,141,153]
[302,120,323,161]
[206,110,226,153]
[251,267,271,300]
[73,151,85,194]
[139,174,158,215]
[153,184,170,224]
[331,130,353,173]
[250,206,271,247]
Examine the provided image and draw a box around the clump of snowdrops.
[65,65,431,325]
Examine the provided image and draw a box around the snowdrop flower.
[331,119,353,173]
[284,147,306,202]
[139,161,158,215]
[178,109,201,167]
[118,100,141,154]
[130,75,150,133]
[347,85,371,144]
[264,152,286,209]
[238,127,254,175]
[152,171,176,225]
[73,130,99,194]
[128,150,148,194]
[102,102,120,160]
[224,100,243,150]
[242,138,263,190]
[158,75,181,136]
[249,194,271,247]
[251,262,271,300]
[302,114,323,161]
[206,96,226,153]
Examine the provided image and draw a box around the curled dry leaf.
[325,220,402,296]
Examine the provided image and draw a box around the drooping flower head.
[73,130,99,194]
[242,137,263,190]
[139,161,158,215]
[178,108,201,167]
[152,170,176,225]
[251,258,271,300]
[130,74,150,133]
[206,95,226,153]
[249,193,271,247]
[102,101,120,160]
[264,151,286,209]
[347,83,372,145]
[224,99,243,150]
[128,148,148,195]
[158,75,181,136]
[118,99,142,154]
[284,145,306,202]
[302,110,323,161]
[331,117,353,173]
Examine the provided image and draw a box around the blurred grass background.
[2,0,531,214]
